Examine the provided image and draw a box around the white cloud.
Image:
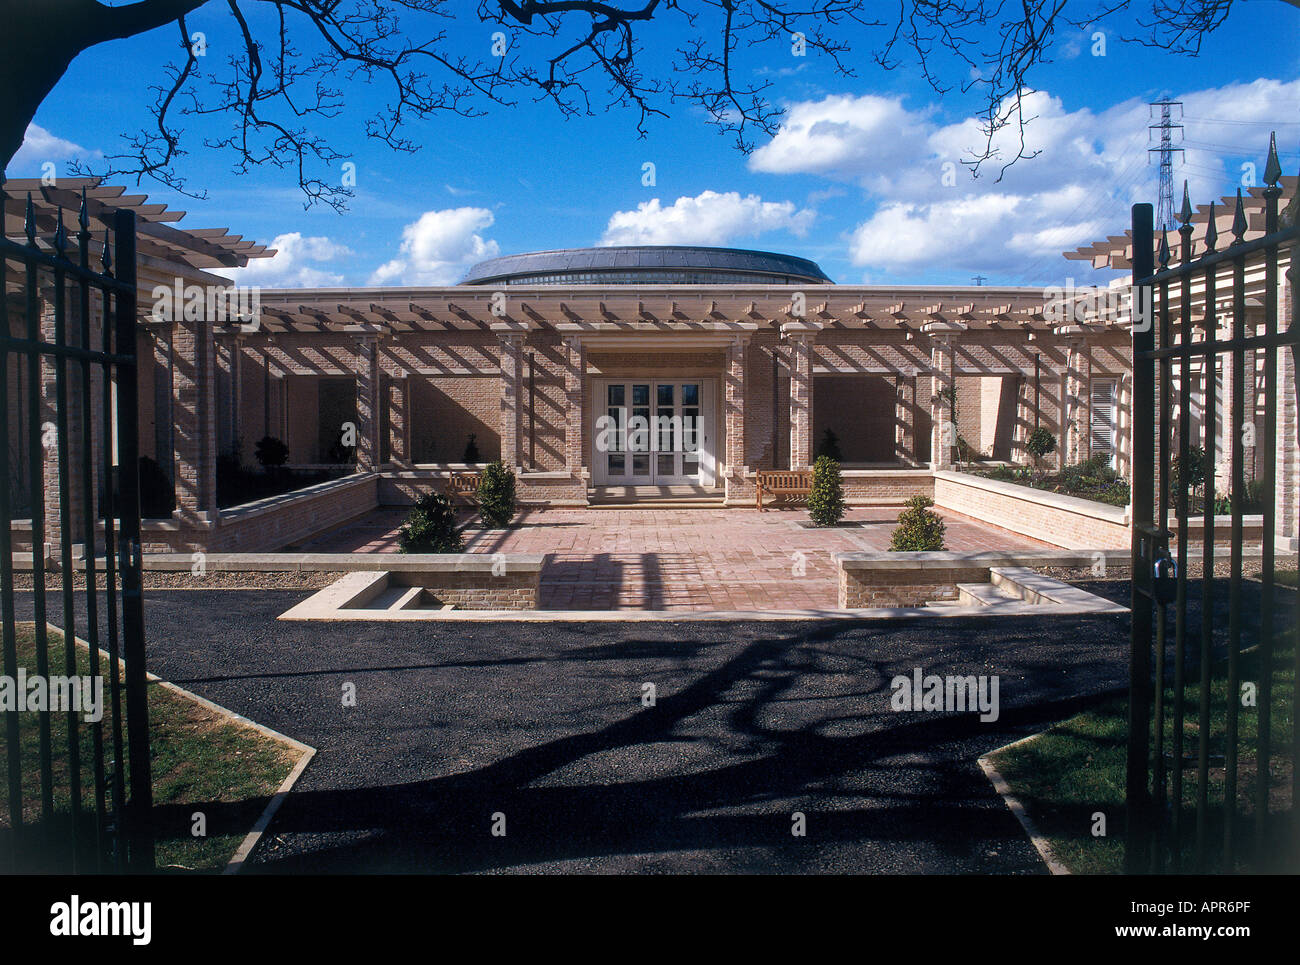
[600,190,815,246]
[369,207,499,285]
[749,78,1300,280]
[10,123,100,172]
[227,232,352,288]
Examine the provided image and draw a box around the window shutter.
[1090,379,1117,467]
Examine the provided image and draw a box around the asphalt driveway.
[17,586,1145,873]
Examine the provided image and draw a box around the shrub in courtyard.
[398,491,463,553]
[1026,426,1055,476]
[462,433,481,464]
[254,435,289,470]
[816,428,843,461]
[807,455,846,527]
[477,460,517,528]
[888,495,946,552]
[1171,445,1212,513]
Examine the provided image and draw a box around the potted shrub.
[888,495,946,551]
[477,459,517,529]
[462,433,481,464]
[398,491,464,553]
[807,454,846,527]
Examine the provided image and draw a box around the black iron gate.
[1128,134,1299,873]
[0,186,152,872]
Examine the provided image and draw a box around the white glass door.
[596,380,711,486]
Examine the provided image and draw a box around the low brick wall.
[396,570,539,609]
[278,555,545,616]
[933,470,1130,549]
[737,468,934,507]
[379,468,587,506]
[836,550,1130,609]
[208,474,380,552]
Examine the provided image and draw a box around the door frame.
[591,376,718,487]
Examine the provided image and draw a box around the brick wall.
[933,470,1129,548]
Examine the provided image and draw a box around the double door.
[595,380,714,486]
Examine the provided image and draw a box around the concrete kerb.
[27,621,316,875]
[978,732,1072,876]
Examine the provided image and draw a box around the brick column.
[894,372,916,465]
[929,335,953,470]
[354,333,380,471]
[563,335,586,478]
[498,332,524,468]
[39,292,93,550]
[152,325,173,476]
[1063,337,1089,466]
[386,374,410,467]
[787,333,815,469]
[172,310,218,521]
[724,334,749,498]
[1012,374,1030,464]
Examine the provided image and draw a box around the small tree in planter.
[462,433,481,464]
[888,495,946,551]
[807,455,846,527]
[477,460,517,528]
[398,491,464,553]
[1025,426,1056,480]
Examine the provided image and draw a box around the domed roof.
[461,245,833,285]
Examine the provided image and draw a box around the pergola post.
[386,374,410,467]
[171,309,218,522]
[563,335,586,479]
[498,331,524,469]
[724,333,749,494]
[894,372,916,465]
[1064,335,1090,465]
[929,335,953,470]
[354,332,380,471]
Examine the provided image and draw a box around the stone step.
[956,582,1021,606]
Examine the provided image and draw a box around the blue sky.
[9,1,1300,288]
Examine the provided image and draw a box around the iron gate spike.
[1231,188,1248,242]
[53,206,67,253]
[1263,131,1282,186]
[1178,181,1193,227]
[78,187,90,233]
[1158,228,1170,268]
[1204,201,1217,252]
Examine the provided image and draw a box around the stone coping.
[219,472,377,522]
[836,549,1129,572]
[136,552,545,574]
[384,467,574,481]
[934,469,1130,523]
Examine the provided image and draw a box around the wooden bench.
[756,469,812,510]
[445,471,482,504]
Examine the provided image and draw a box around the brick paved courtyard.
[298,506,1053,611]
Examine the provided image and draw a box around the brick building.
[5,178,1296,555]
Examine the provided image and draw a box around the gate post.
[1126,203,1156,874]
[112,209,154,871]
